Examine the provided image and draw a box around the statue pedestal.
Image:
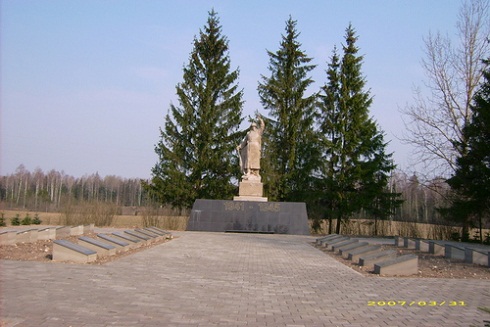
[234,181,267,202]
[187,199,310,235]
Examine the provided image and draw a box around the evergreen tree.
[258,16,319,202]
[144,10,243,209]
[318,25,398,234]
[447,59,490,242]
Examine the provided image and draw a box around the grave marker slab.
[0,231,17,245]
[53,240,97,263]
[445,244,465,261]
[347,245,382,262]
[464,248,490,267]
[78,236,117,257]
[374,254,419,276]
[332,240,359,254]
[358,250,397,270]
[97,234,130,252]
[338,242,369,258]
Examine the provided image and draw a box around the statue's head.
[251,122,258,129]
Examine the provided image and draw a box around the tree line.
[0,165,144,211]
[0,165,453,225]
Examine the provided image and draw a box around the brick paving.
[1,231,489,326]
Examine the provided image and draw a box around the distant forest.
[0,164,452,225]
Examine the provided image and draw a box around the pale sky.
[1,1,462,179]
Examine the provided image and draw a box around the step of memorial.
[53,240,97,263]
[78,236,117,257]
[332,240,359,254]
[373,254,419,276]
[346,244,382,262]
[338,242,369,258]
[97,234,131,252]
[358,250,397,270]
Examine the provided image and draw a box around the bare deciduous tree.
[401,0,490,180]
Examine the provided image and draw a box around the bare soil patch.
[0,231,174,265]
[313,243,490,279]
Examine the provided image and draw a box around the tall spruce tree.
[257,16,319,202]
[446,60,490,242]
[318,25,398,234]
[144,10,243,209]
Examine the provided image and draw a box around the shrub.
[32,214,42,225]
[11,214,21,226]
[0,213,6,227]
[21,214,32,225]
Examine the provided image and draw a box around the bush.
[0,213,6,227]
[21,214,32,225]
[11,214,21,226]
[32,214,42,225]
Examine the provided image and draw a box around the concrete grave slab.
[70,225,84,236]
[53,240,97,263]
[374,254,419,276]
[83,224,95,234]
[464,248,490,267]
[403,238,417,249]
[56,226,71,239]
[0,231,17,245]
[16,229,38,243]
[316,234,339,245]
[347,245,382,262]
[332,240,359,254]
[429,241,445,256]
[339,242,369,258]
[445,244,466,261]
[111,232,143,249]
[125,230,153,244]
[145,227,173,239]
[415,239,430,252]
[78,236,117,257]
[37,228,56,240]
[96,234,130,252]
[327,238,354,251]
[135,229,164,241]
[394,236,404,247]
[323,236,349,249]
[358,250,397,270]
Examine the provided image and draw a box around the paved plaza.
[1,231,489,326]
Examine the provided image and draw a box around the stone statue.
[237,115,265,181]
